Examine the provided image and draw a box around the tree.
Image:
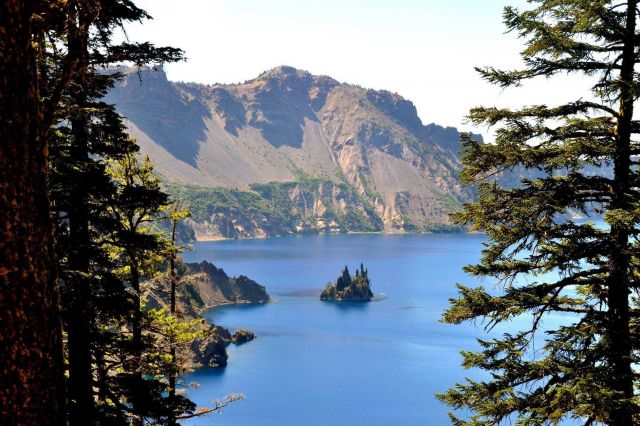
[101,153,242,424]
[336,266,352,291]
[0,2,71,423]
[439,1,640,425]
[104,152,172,423]
[2,0,226,423]
[45,2,182,423]
[1,1,184,423]
[165,202,191,414]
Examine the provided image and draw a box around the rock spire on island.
[320,263,373,301]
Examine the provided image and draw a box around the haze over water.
[180,233,500,425]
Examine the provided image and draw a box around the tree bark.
[66,17,96,424]
[607,1,637,425]
[0,1,66,424]
[130,261,144,426]
[169,212,179,424]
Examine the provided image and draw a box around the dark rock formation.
[321,263,374,302]
[146,260,270,369]
[231,328,255,345]
[184,261,270,307]
[190,325,232,368]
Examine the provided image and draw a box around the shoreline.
[191,216,603,242]
[192,228,476,243]
[198,299,271,316]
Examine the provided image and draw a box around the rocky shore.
[147,260,270,368]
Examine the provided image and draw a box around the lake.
[181,233,499,425]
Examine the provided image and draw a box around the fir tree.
[165,201,191,423]
[104,152,172,423]
[46,1,182,423]
[102,154,232,423]
[439,1,640,425]
[336,266,352,291]
[1,1,213,423]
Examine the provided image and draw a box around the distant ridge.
[106,65,478,239]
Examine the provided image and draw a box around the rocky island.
[320,264,373,301]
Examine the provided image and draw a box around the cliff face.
[106,66,476,238]
[171,179,384,239]
[182,261,270,309]
[146,260,269,368]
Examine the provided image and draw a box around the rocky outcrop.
[106,66,477,239]
[190,325,232,368]
[181,261,270,310]
[321,264,373,302]
[146,260,269,368]
[231,329,255,345]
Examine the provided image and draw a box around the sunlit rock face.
[107,65,480,238]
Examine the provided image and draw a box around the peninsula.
[147,260,270,368]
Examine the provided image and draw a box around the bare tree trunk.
[0,1,66,424]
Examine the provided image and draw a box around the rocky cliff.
[106,65,477,238]
[147,260,270,368]
[182,261,271,310]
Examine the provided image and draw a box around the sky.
[120,0,592,134]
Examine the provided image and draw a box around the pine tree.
[439,1,640,425]
[102,153,231,424]
[2,1,215,423]
[336,266,352,291]
[165,201,191,423]
[104,152,173,423]
[46,2,182,423]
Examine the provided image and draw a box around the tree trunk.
[131,263,143,355]
[65,10,96,423]
[130,262,144,426]
[607,2,637,425]
[169,214,178,423]
[0,1,66,424]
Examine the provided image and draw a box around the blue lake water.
[180,233,513,425]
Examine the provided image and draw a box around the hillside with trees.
[0,2,240,424]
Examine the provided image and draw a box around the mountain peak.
[257,65,311,81]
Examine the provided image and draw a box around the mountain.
[106,65,476,239]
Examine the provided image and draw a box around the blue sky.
[122,0,588,133]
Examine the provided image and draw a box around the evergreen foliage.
[438,1,640,425]
[41,1,232,424]
[1,0,185,422]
